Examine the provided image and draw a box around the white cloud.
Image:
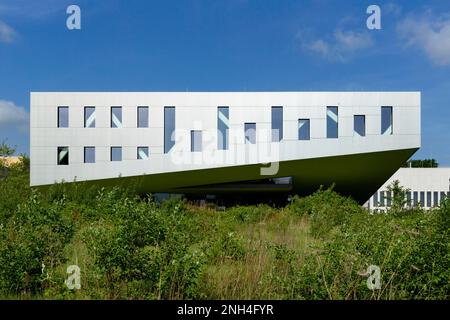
[297,29,373,62]
[397,12,450,66]
[0,20,17,43]
[0,100,29,132]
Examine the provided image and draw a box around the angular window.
[354,115,366,137]
[58,106,69,128]
[413,191,418,206]
[298,119,310,140]
[164,107,175,153]
[111,147,122,162]
[433,191,439,207]
[111,106,122,128]
[137,146,149,160]
[326,106,338,138]
[137,106,149,128]
[217,106,229,150]
[84,106,95,128]
[271,106,283,142]
[381,106,393,135]
[191,130,202,152]
[84,147,95,163]
[427,192,432,207]
[244,123,256,144]
[57,147,69,165]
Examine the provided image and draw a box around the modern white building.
[366,168,450,210]
[30,92,421,203]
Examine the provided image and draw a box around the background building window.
[245,123,256,144]
[433,191,439,207]
[326,106,338,138]
[84,147,95,163]
[298,119,310,140]
[271,106,283,142]
[381,106,393,135]
[413,191,418,206]
[137,146,149,160]
[111,106,122,128]
[58,106,69,128]
[420,191,425,206]
[84,106,95,128]
[137,106,148,128]
[164,107,175,153]
[406,191,412,207]
[191,130,202,152]
[379,191,385,206]
[373,192,378,207]
[217,106,229,150]
[427,191,432,207]
[57,147,69,165]
[354,115,366,136]
[111,147,122,161]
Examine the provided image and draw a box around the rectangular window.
[137,146,149,160]
[433,191,439,207]
[326,106,338,138]
[298,119,310,140]
[427,192,432,207]
[420,191,425,207]
[271,106,283,142]
[373,192,378,207]
[84,147,95,163]
[111,106,122,128]
[379,191,385,207]
[217,106,229,150]
[245,123,256,144]
[406,191,412,207]
[386,191,392,207]
[137,106,149,128]
[111,147,122,162]
[191,130,202,152]
[164,107,175,153]
[58,106,69,128]
[413,191,418,206]
[441,191,447,204]
[354,115,366,137]
[84,106,95,128]
[57,147,69,165]
[381,106,393,135]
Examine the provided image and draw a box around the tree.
[386,179,410,210]
[402,159,439,168]
[0,139,16,157]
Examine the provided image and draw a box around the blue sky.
[0,0,449,165]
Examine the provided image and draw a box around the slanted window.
[137,147,149,160]
[217,106,229,150]
[164,107,175,153]
[111,106,122,128]
[58,106,69,128]
[326,106,338,138]
[298,119,310,140]
[381,106,393,135]
[111,147,122,162]
[84,147,95,163]
[271,106,283,142]
[137,106,149,128]
[244,123,256,144]
[191,130,202,152]
[354,115,366,137]
[57,147,69,165]
[84,106,95,128]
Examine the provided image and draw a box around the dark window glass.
[381,106,393,135]
[354,115,366,136]
[271,106,283,142]
[191,130,202,152]
[406,192,412,207]
[84,147,95,163]
[413,191,418,206]
[111,147,122,161]
[380,191,385,206]
[111,106,122,128]
[373,192,378,207]
[137,106,149,128]
[137,147,149,160]
[245,123,256,144]
[58,106,69,128]
[84,106,95,128]
[57,147,69,165]
[426,192,432,207]
[298,119,310,140]
[164,107,175,153]
[218,106,229,150]
[433,192,439,207]
[420,192,425,207]
[327,106,338,138]
[386,191,392,207]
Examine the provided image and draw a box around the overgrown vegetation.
[0,157,449,299]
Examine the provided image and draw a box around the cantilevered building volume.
[30,92,421,203]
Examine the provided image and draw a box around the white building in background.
[366,168,450,210]
[30,92,421,203]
